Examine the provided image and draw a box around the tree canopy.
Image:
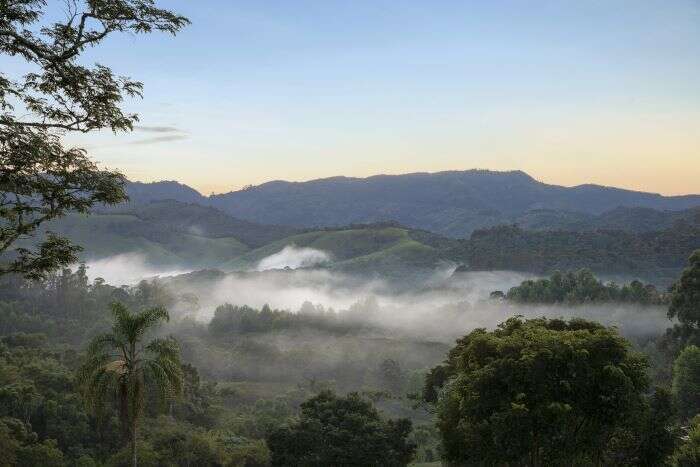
[423,317,667,466]
[0,0,188,278]
[673,345,700,422]
[667,250,700,349]
[266,390,416,466]
[503,269,666,305]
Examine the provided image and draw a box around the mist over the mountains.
[85,253,192,286]
[187,270,670,342]
[82,249,670,344]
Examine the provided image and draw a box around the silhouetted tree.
[0,0,188,278]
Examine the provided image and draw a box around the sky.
[27,1,700,194]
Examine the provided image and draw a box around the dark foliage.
[424,317,675,466]
[667,250,700,349]
[208,303,372,337]
[453,224,700,284]
[267,390,416,466]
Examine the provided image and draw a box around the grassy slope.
[33,210,445,274]
[43,213,250,267]
[218,227,443,272]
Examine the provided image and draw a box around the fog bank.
[82,253,671,343]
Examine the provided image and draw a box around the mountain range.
[126,170,700,237]
[42,197,699,286]
[31,169,697,285]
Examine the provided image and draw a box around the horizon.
[128,167,700,198]
[39,0,698,196]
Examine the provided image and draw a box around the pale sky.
[54,1,700,195]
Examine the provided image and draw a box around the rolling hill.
[34,197,699,286]
[40,202,453,276]
[126,170,700,237]
[100,200,299,248]
[219,224,452,278]
[29,172,697,284]
[40,212,250,268]
[207,170,700,236]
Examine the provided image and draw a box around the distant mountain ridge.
[35,195,698,285]
[126,170,700,237]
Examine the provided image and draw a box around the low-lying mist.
[256,245,331,271]
[85,253,191,286]
[80,251,673,387]
[84,251,672,344]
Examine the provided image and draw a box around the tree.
[266,390,416,466]
[424,317,651,466]
[78,302,183,467]
[672,415,700,467]
[673,345,700,421]
[0,0,188,279]
[668,250,700,349]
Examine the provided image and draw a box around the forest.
[0,252,699,465]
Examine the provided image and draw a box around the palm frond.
[144,358,183,405]
[145,337,180,360]
[85,332,123,356]
[133,306,170,340]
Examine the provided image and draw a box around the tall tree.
[673,345,700,421]
[424,317,656,466]
[668,250,700,349]
[0,0,188,279]
[78,302,183,467]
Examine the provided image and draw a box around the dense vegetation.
[667,250,700,350]
[455,224,700,285]
[0,267,443,465]
[517,206,700,233]
[423,316,675,465]
[499,269,667,305]
[208,303,371,336]
[266,390,415,466]
[1,252,700,465]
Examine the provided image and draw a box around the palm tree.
[79,302,183,467]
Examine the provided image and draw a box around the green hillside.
[31,202,699,285]
[219,226,447,274]
[38,207,449,276]
[41,213,250,268]
[100,199,299,247]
